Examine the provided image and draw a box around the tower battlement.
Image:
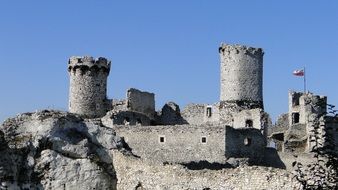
[68,56,111,118]
[68,56,111,74]
[219,43,264,57]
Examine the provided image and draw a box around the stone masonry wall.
[225,126,266,160]
[113,125,267,164]
[68,56,111,118]
[127,88,155,120]
[114,125,227,164]
[181,104,206,125]
[233,108,262,130]
[288,91,327,127]
[112,150,302,190]
[219,44,263,104]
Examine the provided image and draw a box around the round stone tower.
[219,43,264,108]
[68,56,111,118]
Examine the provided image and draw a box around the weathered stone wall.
[203,103,221,124]
[113,125,267,164]
[233,108,262,130]
[113,150,302,190]
[277,152,325,172]
[111,99,127,112]
[156,102,187,125]
[274,113,289,131]
[181,104,206,125]
[225,126,266,160]
[284,123,307,153]
[127,88,155,120]
[288,91,327,126]
[102,110,151,126]
[68,56,111,118]
[325,116,338,154]
[268,113,289,151]
[219,43,264,105]
[113,125,227,164]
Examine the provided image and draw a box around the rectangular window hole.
[159,136,165,143]
[292,112,300,124]
[201,137,207,144]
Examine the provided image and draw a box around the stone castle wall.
[68,56,111,118]
[114,125,226,164]
[113,125,267,164]
[219,44,263,106]
[126,88,155,120]
[181,104,207,125]
[112,150,302,190]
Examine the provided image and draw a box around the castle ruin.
[0,42,337,189]
[67,43,338,169]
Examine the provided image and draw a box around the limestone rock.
[0,110,126,189]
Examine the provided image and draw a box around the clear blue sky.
[1,1,338,123]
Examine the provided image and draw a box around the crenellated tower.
[219,43,264,109]
[68,56,111,118]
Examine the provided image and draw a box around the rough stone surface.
[270,91,335,154]
[127,88,155,120]
[181,104,207,125]
[219,44,264,105]
[113,150,302,190]
[68,56,111,118]
[0,110,127,190]
[157,102,187,125]
[288,91,327,127]
[113,125,227,164]
[233,108,262,129]
[113,125,267,164]
[102,110,151,126]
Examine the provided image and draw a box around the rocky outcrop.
[0,110,128,190]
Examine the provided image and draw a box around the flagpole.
[304,67,306,93]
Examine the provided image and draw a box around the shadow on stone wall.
[259,148,286,169]
[180,161,233,170]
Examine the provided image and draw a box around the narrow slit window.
[206,107,212,117]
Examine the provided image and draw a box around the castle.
[67,43,338,167]
[0,42,337,190]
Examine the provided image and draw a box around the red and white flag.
[293,69,304,76]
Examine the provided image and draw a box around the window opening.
[244,138,252,146]
[206,107,212,117]
[245,119,253,128]
[201,137,207,144]
[292,113,300,124]
[159,136,165,143]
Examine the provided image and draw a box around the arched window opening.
[245,119,253,128]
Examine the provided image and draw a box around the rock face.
[0,110,126,190]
